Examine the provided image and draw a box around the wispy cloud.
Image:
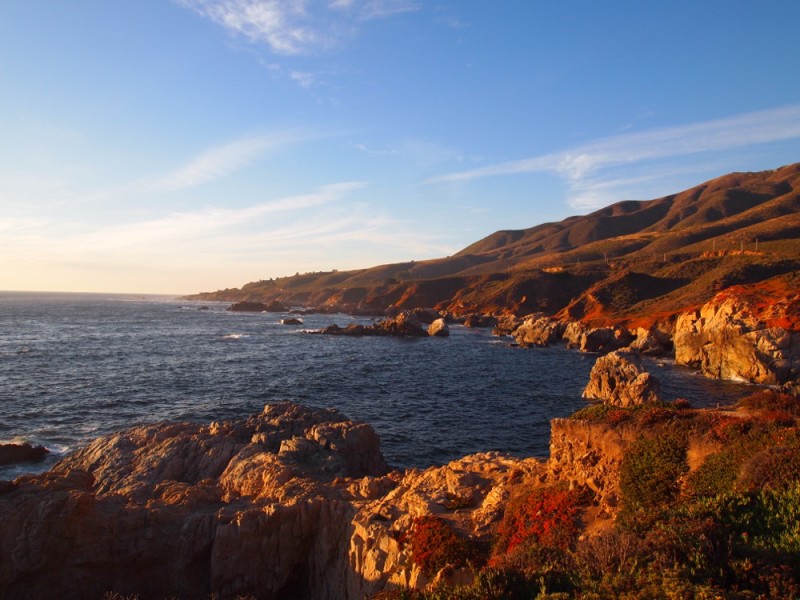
[83,181,367,250]
[177,0,420,55]
[425,104,800,209]
[146,132,304,192]
[0,180,451,292]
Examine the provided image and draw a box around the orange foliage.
[494,486,584,557]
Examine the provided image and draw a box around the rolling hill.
[187,163,800,327]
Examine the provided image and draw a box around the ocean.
[0,291,754,479]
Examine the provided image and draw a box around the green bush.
[619,429,688,521]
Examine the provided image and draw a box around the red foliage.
[494,486,584,556]
[606,409,631,425]
[706,414,752,443]
[407,516,483,576]
[759,410,796,428]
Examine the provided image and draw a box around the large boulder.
[582,350,662,407]
[427,318,450,337]
[628,327,672,356]
[511,314,565,347]
[492,314,522,337]
[674,290,800,385]
[462,314,497,328]
[563,322,634,354]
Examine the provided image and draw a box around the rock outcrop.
[511,313,565,348]
[582,350,662,407]
[316,311,427,337]
[0,403,544,599]
[674,288,800,385]
[228,300,288,312]
[462,314,497,328]
[427,318,450,337]
[0,442,49,466]
[563,323,634,354]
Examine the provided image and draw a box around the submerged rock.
[0,442,49,466]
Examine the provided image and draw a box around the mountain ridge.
[186,162,800,326]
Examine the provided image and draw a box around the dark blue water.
[0,291,755,478]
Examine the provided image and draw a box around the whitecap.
[222,333,250,340]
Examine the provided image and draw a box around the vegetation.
[383,392,800,599]
[406,516,487,577]
[186,165,800,331]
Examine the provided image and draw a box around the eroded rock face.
[582,350,661,407]
[511,314,565,348]
[628,327,672,356]
[0,402,549,600]
[0,403,390,600]
[674,292,800,385]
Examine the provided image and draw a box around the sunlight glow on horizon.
[1,1,800,294]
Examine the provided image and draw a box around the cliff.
[2,394,799,598]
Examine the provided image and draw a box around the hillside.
[187,163,800,325]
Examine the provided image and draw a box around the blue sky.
[2,1,800,294]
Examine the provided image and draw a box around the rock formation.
[228,300,288,312]
[674,288,800,385]
[462,314,497,328]
[427,318,449,337]
[0,442,48,466]
[511,313,565,347]
[0,403,543,599]
[316,311,427,337]
[582,350,662,407]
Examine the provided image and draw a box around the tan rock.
[427,318,450,337]
[582,350,661,407]
[511,313,565,347]
[674,292,799,384]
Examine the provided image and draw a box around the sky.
[2,1,800,294]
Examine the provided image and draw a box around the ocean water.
[0,291,755,478]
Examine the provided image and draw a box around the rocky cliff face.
[674,286,800,385]
[0,403,548,600]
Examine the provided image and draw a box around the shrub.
[493,485,584,556]
[605,409,631,426]
[569,403,611,421]
[738,429,800,491]
[738,389,800,412]
[407,516,485,577]
[619,429,688,519]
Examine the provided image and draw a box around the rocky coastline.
[1,286,798,597]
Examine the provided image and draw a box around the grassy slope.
[187,163,800,325]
